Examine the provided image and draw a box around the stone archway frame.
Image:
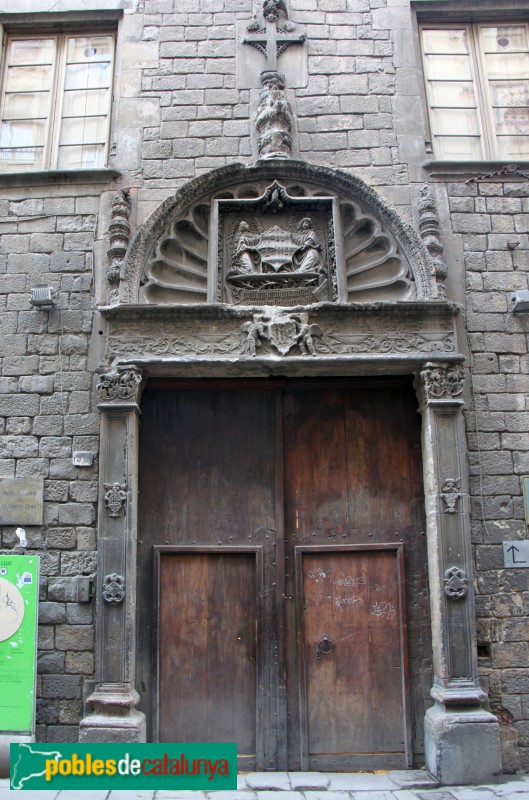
[117,160,438,306]
[81,161,501,784]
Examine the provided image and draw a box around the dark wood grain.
[137,378,431,770]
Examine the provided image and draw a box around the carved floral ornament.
[102,573,125,605]
[104,482,128,518]
[444,566,468,600]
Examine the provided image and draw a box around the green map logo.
[10,743,237,790]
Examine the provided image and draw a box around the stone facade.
[0,0,528,781]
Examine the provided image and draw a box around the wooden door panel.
[297,546,409,770]
[157,550,260,769]
[139,379,430,770]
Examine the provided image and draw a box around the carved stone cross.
[242,1,305,74]
[242,1,305,159]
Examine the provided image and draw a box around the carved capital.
[444,566,468,600]
[415,362,464,407]
[97,367,144,405]
[102,573,126,605]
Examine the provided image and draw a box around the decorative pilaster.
[79,366,146,743]
[106,189,131,305]
[415,362,501,784]
[418,186,447,299]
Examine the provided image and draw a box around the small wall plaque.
[0,479,44,526]
[73,451,94,467]
[503,540,529,568]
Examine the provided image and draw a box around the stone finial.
[418,185,447,299]
[107,189,131,305]
[256,71,294,159]
[263,0,288,22]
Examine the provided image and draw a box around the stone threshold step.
[238,770,439,792]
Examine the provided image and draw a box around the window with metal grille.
[420,24,529,161]
[0,32,115,172]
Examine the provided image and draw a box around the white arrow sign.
[503,540,529,568]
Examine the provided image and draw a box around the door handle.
[316,634,335,659]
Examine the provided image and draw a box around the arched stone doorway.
[80,160,501,784]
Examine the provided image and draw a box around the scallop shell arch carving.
[127,163,436,306]
[340,201,413,301]
[140,203,210,304]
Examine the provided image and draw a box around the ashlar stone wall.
[453,178,529,772]
[0,186,103,742]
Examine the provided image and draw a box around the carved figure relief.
[441,478,462,513]
[241,310,321,356]
[255,71,294,159]
[226,214,325,303]
[219,182,334,305]
[136,168,434,307]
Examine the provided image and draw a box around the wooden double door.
[137,379,431,771]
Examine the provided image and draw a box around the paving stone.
[257,792,304,800]
[388,772,438,789]
[289,773,330,790]
[246,774,292,790]
[327,774,397,791]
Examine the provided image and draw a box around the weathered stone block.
[58,504,95,526]
[39,602,66,625]
[47,577,78,602]
[55,624,94,652]
[60,551,97,576]
[65,651,95,674]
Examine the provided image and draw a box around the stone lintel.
[99,302,461,370]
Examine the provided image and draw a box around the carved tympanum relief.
[139,180,415,306]
[218,182,335,305]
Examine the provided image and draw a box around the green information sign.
[0,555,39,734]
